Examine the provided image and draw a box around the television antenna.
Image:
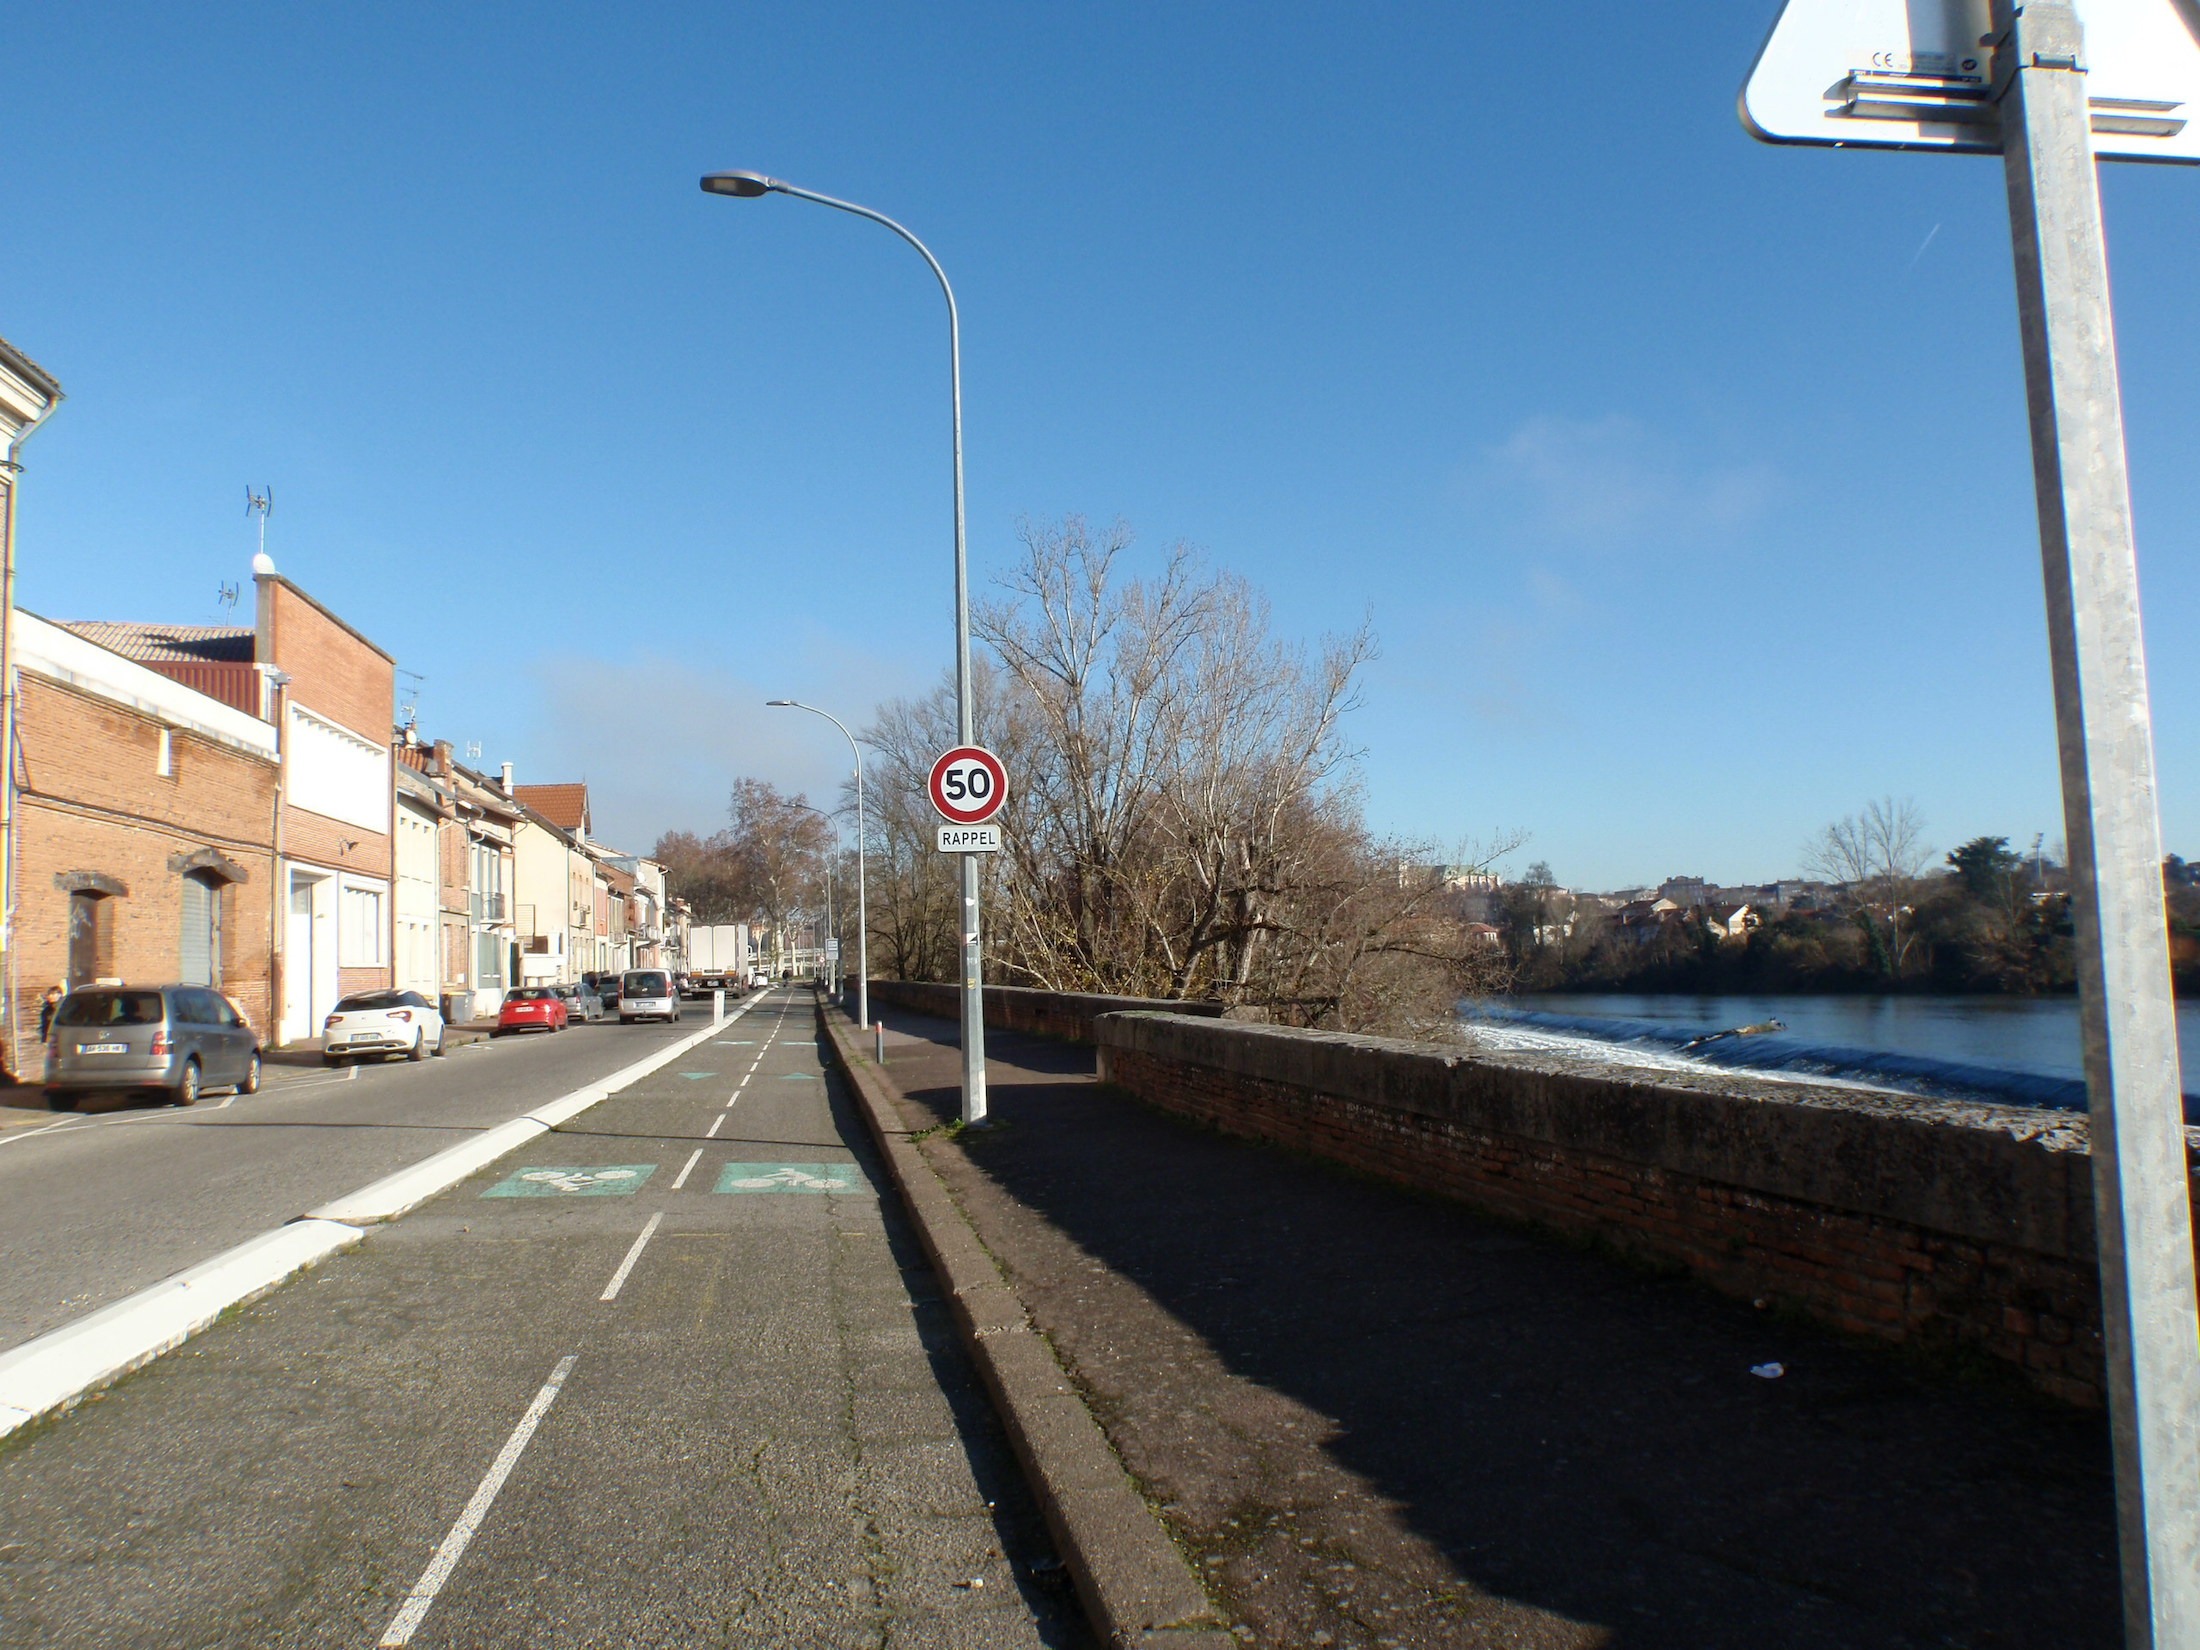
[396,669,424,729]
[245,486,274,572]
[215,580,241,613]
[464,741,482,761]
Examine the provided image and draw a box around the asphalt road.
[0,986,1082,1648]
[0,1005,720,1352]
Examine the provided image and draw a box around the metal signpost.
[929,743,1007,1123]
[1744,4,2200,1642]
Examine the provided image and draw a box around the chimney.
[432,739,453,778]
[500,761,514,796]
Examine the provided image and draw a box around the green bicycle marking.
[712,1162,869,1195]
[483,1164,658,1197]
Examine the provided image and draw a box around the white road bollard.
[713,988,725,1022]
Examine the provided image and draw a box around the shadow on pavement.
[874,1005,2120,1650]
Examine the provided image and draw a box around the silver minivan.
[45,984,262,1108]
[618,969,680,1025]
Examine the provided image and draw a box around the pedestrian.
[37,984,65,1043]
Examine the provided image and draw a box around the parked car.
[45,984,261,1108]
[618,968,681,1024]
[495,985,570,1036]
[584,971,621,1011]
[324,989,446,1064]
[555,982,604,1022]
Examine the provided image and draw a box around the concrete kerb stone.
[0,1218,363,1438]
[0,997,761,1441]
[817,1000,1232,1650]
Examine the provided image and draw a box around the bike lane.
[0,989,1083,1649]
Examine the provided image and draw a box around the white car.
[324,989,446,1063]
[618,968,681,1025]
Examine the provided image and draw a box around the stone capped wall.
[1094,1010,2200,1407]
[866,979,1223,1046]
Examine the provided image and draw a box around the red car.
[494,986,569,1036]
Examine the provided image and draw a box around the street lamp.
[768,699,868,1030]
[790,799,838,993]
[704,170,989,1125]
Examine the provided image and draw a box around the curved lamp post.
[704,170,987,1123]
[768,699,868,1030]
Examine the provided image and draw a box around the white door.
[283,871,340,1042]
[284,877,314,1042]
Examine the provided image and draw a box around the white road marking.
[377,1353,578,1647]
[0,1118,82,1150]
[670,1148,703,1190]
[599,1212,664,1302]
[705,1114,725,1139]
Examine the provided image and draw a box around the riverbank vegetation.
[1500,833,2200,998]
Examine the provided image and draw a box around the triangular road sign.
[1740,0,2200,162]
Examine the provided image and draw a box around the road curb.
[0,1217,363,1438]
[0,996,761,1442]
[817,999,1232,1650]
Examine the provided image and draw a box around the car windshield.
[334,991,407,1013]
[55,990,165,1027]
[623,972,669,996]
[507,988,553,1002]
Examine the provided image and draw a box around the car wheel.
[407,1028,427,1061]
[324,1052,348,1067]
[431,1031,447,1056]
[44,1088,79,1112]
[173,1059,201,1107]
[239,1053,261,1095]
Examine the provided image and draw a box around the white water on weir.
[1460,993,2200,1120]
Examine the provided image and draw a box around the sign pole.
[928,744,1005,1125]
[1993,4,2200,1641]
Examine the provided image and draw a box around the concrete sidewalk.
[863,1002,2123,1649]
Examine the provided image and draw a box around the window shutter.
[180,876,213,986]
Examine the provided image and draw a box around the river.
[1462,992,2200,1116]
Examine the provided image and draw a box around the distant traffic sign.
[937,823,1002,854]
[1741,0,2200,162]
[928,745,1007,826]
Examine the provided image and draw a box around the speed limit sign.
[928,745,1007,826]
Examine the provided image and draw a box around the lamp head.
[765,699,796,707]
[701,171,776,198]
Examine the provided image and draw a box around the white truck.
[683,923,752,995]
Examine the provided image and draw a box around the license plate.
[348,1031,382,1042]
[80,1042,127,1055]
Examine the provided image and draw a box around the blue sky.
[5,2,2196,890]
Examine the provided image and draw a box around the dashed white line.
[599,1211,664,1302]
[377,1353,577,1647]
[670,1148,703,1190]
[705,1114,725,1139]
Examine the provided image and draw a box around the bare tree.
[854,515,1516,1032]
[1804,796,1931,979]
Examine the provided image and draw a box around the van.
[45,984,261,1108]
[618,969,680,1025]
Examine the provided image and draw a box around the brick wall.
[10,674,277,1070]
[282,809,391,881]
[868,978,1224,1045]
[259,578,393,749]
[1095,1011,2200,1408]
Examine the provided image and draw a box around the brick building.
[60,563,398,1045]
[257,569,397,1040]
[4,613,280,1075]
